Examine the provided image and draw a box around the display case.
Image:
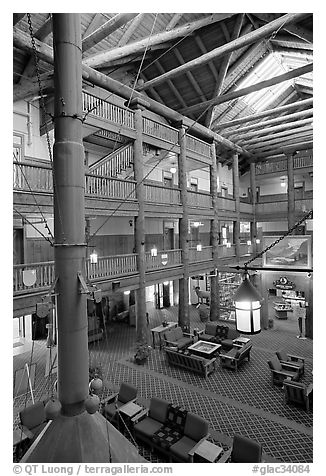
[273,302,292,320]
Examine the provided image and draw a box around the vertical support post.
[52,14,88,415]
[250,162,258,254]
[287,153,296,229]
[305,275,313,338]
[232,153,241,260]
[129,98,148,346]
[210,143,220,321]
[178,123,190,331]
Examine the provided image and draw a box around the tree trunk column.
[178,124,190,331]
[129,98,148,345]
[210,143,220,321]
[250,162,258,254]
[52,14,88,416]
[287,153,295,229]
[232,153,241,260]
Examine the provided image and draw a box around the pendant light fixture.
[232,209,312,335]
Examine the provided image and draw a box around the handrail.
[145,249,182,270]
[144,183,181,205]
[142,116,178,144]
[186,134,211,157]
[89,143,133,177]
[188,190,212,208]
[255,155,313,175]
[82,90,135,129]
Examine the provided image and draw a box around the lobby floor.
[13,304,313,463]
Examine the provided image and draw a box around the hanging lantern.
[85,394,100,414]
[233,271,262,334]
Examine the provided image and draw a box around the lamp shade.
[233,275,262,334]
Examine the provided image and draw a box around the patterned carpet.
[13,305,313,463]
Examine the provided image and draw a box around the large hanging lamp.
[233,269,262,334]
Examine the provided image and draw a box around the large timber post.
[287,152,296,229]
[210,143,220,321]
[178,123,190,331]
[52,13,88,415]
[232,152,241,260]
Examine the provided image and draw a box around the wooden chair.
[276,350,305,376]
[169,412,210,462]
[218,434,262,463]
[267,357,300,386]
[283,378,313,411]
[102,382,137,421]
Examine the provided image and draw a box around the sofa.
[165,348,216,378]
[220,342,252,371]
[162,327,194,350]
[198,323,240,349]
[133,398,210,462]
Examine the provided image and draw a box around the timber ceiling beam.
[270,36,313,50]
[166,13,184,31]
[13,13,25,25]
[13,25,250,157]
[234,118,312,142]
[225,109,313,137]
[82,14,103,38]
[250,141,313,161]
[194,35,218,81]
[205,13,245,127]
[173,48,208,102]
[242,125,313,147]
[183,62,313,114]
[118,13,145,46]
[137,13,308,92]
[215,97,313,130]
[82,13,139,52]
[251,135,313,154]
[245,131,313,152]
[84,13,235,68]
[253,13,312,43]
[155,61,187,108]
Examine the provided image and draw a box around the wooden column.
[210,143,220,321]
[232,153,241,260]
[287,153,296,229]
[250,162,258,254]
[52,13,88,415]
[305,275,313,339]
[129,98,148,346]
[178,124,190,331]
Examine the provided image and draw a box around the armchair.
[197,322,218,342]
[133,397,170,448]
[169,412,209,462]
[19,401,47,441]
[218,434,262,463]
[276,350,305,376]
[267,357,300,386]
[102,382,137,421]
[162,327,194,350]
[283,378,313,411]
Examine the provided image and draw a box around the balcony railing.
[255,154,313,175]
[13,261,55,293]
[144,183,181,206]
[218,244,236,258]
[218,197,236,212]
[145,249,182,270]
[186,134,211,157]
[86,254,138,280]
[13,161,53,192]
[189,246,212,262]
[82,91,135,130]
[142,117,178,144]
[85,174,137,200]
[188,191,212,209]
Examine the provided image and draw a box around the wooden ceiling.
[13,13,313,173]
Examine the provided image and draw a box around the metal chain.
[244,209,313,267]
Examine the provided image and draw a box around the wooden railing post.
[232,152,241,261]
[250,161,258,254]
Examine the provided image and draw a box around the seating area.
[133,397,211,462]
[101,382,138,421]
[197,322,240,350]
[164,347,217,378]
[218,434,263,463]
[220,342,252,372]
[267,356,301,386]
[162,326,194,350]
[283,379,313,412]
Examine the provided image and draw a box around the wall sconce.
[196,243,202,251]
[247,240,252,246]
[170,166,177,174]
[255,238,260,244]
[151,247,158,257]
[226,242,231,248]
[90,250,98,264]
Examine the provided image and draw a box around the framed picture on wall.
[263,235,311,269]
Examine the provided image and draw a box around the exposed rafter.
[117,13,145,46]
[166,13,184,31]
[83,14,235,68]
[137,13,308,92]
[82,13,139,52]
[182,63,313,114]
[173,48,208,102]
[155,61,187,108]
[234,118,313,142]
[82,14,103,38]
[13,13,25,25]
[253,13,312,43]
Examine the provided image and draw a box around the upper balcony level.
[255,153,313,176]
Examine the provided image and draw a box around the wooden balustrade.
[239,201,253,213]
[87,174,137,200]
[256,154,313,175]
[188,190,212,208]
[218,197,236,212]
[86,254,138,280]
[13,161,53,192]
[293,155,313,169]
[145,249,182,270]
[144,183,181,205]
[186,134,211,157]
[90,144,134,177]
[13,261,55,293]
[189,246,212,262]
[142,117,178,144]
[218,244,236,258]
[82,91,135,129]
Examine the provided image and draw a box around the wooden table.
[187,340,222,358]
[151,322,177,349]
[118,402,143,434]
[233,336,251,348]
[193,440,223,462]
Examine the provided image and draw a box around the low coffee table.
[233,337,251,348]
[193,439,224,463]
[187,340,221,358]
